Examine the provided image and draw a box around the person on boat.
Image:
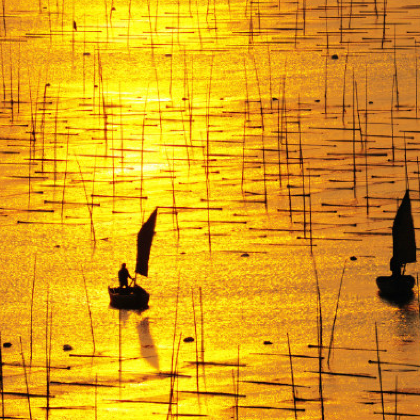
[118,263,134,288]
[390,256,402,277]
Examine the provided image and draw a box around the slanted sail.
[392,190,416,265]
[135,208,158,277]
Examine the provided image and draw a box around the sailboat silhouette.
[108,208,158,309]
[376,190,416,297]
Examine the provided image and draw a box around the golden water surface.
[1,0,420,419]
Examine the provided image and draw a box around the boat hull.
[108,285,150,310]
[376,274,415,297]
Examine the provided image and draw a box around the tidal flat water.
[1,0,420,418]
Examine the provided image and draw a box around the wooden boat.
[376,275,415,297]
[109,208,158,310]
[108,284,150,309]
[376,190,417,298]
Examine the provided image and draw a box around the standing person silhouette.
[118,263,133,288]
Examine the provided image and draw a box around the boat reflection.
[119,308,132,326]
[137,317,160,371]
[378,290,415,308]
[379,290,420,345]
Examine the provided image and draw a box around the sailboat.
[108,208,158,309]
[376,190,416,297]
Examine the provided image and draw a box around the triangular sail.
[135,208,158,277]
[392,190,416,265]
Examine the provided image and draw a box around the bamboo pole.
[287,333,297,419]
[375,323,385,420]
[19,337,32,420]
[327,261,346,366]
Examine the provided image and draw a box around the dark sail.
[135,208,158,277]
[392,190,416,265]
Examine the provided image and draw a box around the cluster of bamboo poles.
[1,0,420,419]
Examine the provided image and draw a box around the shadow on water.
[119,308,132,326]
[378,290,420,342]
[137,317,160,371]
[108,304,149,314]
[378,291,415,309]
